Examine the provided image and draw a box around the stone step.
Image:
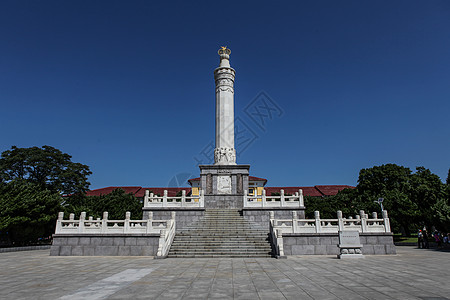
[170,246,271,250]
[168,251,271,256]
[168,209,273,258]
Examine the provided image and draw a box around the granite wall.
[282,233,396,255]
[242,209,306,230]
[142,209,204,231]
[50,234,160,256]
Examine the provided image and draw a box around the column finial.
[218,46,231,67]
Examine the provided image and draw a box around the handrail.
[55,211,172,235]
[269,211,285,258]
[144,190,204,208]
[271,210,391,234]
[156,212,176,258]
[244,189,304,208]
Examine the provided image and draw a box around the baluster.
[292,211,298,233]
[337,210,344,231]
[314,211,321,233]
[102,211,108,233]
[124,211,131,233]
[78,212,86,233]
[144,190,149,207]
[382,210,391,232]
[163,190,168,207]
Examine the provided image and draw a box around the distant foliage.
[64,188,143,220]
[0,145,92,195]
[0,180,61,245]
[306,164,449,235]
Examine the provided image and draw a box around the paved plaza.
[0,246,448,300]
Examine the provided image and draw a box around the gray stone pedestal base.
[199,164,250,209]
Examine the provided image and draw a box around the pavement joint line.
[59,268,156,300]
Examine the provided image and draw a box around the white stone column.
[214,47,236,165]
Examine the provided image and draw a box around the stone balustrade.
[144,190,205,208]
[270,210,391,234]
[156,212,176,258]
[55,211,173,235]
[244,189,304,208]
[269,217,285,258]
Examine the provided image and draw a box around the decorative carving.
[217,175,232,194]
[214,147,236,165]
[215,87,234,94]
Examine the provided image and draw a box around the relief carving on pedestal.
[214,147,236,165]
[217,175,232,194]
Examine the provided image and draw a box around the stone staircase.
[168,209,272,258]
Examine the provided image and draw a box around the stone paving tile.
[0,247,449,299]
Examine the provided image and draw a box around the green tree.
[64,188,143,220]
[356,164,419,235]
[409,167,444,230]
[0,145,92,195]
[0,180,61,245]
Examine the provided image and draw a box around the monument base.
[199,164,249,209]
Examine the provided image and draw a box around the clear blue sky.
[1,1,449,189]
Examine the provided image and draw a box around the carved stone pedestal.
[199,164,249,209]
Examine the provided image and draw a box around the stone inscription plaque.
[339,231,361,246]
[217,175,232,194]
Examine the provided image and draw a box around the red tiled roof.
[135,187,191,197]
[85,186,142,197]
[86,185,354,198]
[265,187,323,197]
[85,186,191,197]
[265,185,355,197]
[315,185,355,196]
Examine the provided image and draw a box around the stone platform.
[0,247,449,299]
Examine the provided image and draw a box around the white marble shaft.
[214,48,236,165]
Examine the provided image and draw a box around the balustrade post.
[299,189,304,207]
[269,211,274,226]
[276,229,285,256]
[78,212,86,233]
[102,212,108,233]
[280,189,285,207]
[157,229,166,257]
[382,210,391,232]
[124,211,131,233]
[69,213,74,220]
[163,190,168,207]
[144,190,149,207]
[181,190,186,207]
[199,189,204,207]
[262,190,266,207]
[292,211,298,233]
[314,211,321,233]
[150,192,154,203]
[146,211,153,233]
[56,212,64,233]
[243,190,248,207]
[359,210,367,232]
[337,210,344,231]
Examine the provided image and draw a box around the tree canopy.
[63,188,143,220]
[0,180,61,245]
[0,145,91,195]
[307,164,449,235]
